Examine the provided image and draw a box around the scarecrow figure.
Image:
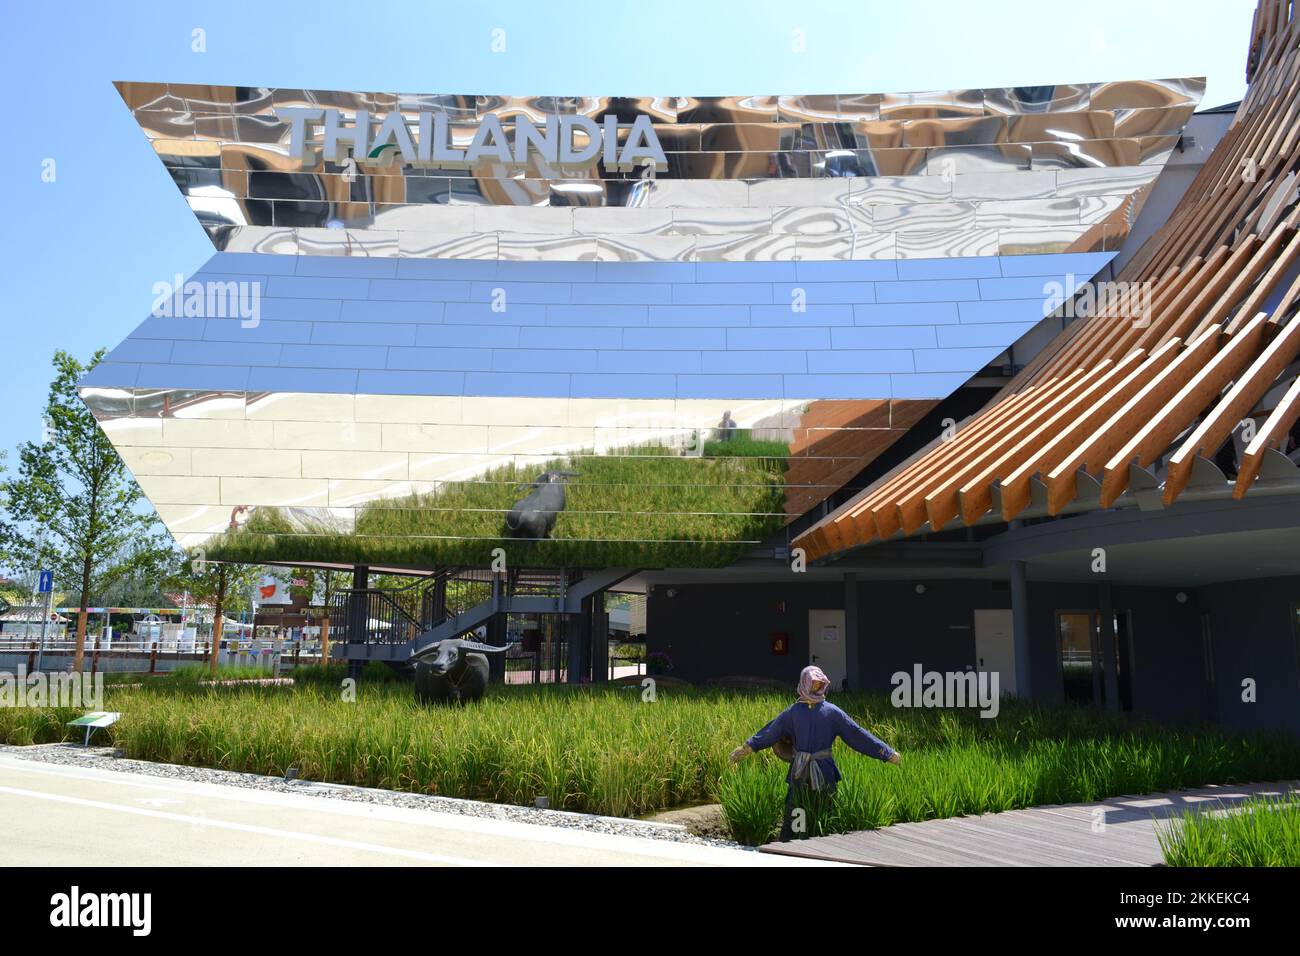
[731,664,901,841]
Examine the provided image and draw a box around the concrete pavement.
[0,754,828,867]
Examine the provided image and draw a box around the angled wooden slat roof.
[794,0,1300,563]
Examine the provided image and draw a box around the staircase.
[333,567,637,663]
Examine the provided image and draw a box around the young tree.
[74,533,175,609]
[288,566,352,663]
[0,448,9,571]
[2,350,169,670]
[168,550,260,675]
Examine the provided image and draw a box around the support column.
[565,600,590,685]
[590,595,609,683]
[1009,559,1032,699]
[1099,581,1119,713]
[843,572,859,691]
[432,576,447,623]
[486,611,506,685]
[347,564,369,680]
[348,565,369,638]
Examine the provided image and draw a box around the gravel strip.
[0,743,747,849]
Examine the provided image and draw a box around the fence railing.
[329,588,424,646]
[504,640,566,684]
[440,569,496,620]
[0,637,327,674]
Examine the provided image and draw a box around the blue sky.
[0,0,1257,462]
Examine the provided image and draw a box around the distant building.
[0,606,69,641]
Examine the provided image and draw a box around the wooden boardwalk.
[759,780,1299,866]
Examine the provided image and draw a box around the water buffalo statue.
[413,636,508,705]
[505,471,578,539]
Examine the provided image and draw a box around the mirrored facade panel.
[103,387,946,567]
[94,75,1206,567]
[119,78,1200,262]
[84,243,1122,567]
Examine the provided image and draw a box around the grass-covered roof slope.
[205,440,789,569]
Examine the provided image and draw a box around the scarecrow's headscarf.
[797,665,830,705]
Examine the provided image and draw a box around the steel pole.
[35,588,50,673]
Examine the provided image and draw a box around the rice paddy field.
[3,672,1299,846]
[1157,793,1300,867]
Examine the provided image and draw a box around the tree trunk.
[73,554,93,672]
[73,610,87,672]
[210,565,228,677]
[320,614,331,667]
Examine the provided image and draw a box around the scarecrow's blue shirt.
[745,700,895,787]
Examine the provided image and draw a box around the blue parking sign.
[38,571,53,594]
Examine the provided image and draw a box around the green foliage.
[168,663,274,683]
[0,448,9,570]
[164,549,261,625]
[701,437,791,458]
[368,573,427,622]
[2,684,1297,847]
[291,661,406,685]
[1158,793,1300,866]
[287,566,353,614]
[1,350,170,608]
[203,444,788,569]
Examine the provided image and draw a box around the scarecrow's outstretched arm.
[745,707,791,752]
[836,710,897,762]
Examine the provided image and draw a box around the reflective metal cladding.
[118,78,1202,262]
[85,78,1201,569]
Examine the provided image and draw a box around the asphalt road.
[0,755,825,867]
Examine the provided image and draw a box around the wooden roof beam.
[1162,238,1262,346]
[1235,369,1300,495]
[1025,340,1182,516]
[1166,313,1300,503]
[851,387,1041,539]
[1044,331,1220,513]
[956,357,1129,525]
[895,373,1085,535]
[922,369,1095,531]
[1100,313,1272,506]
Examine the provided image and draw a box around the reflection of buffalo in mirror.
[413,636,507,705]
[506,471,578,539]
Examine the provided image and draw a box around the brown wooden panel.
[920,370,1088,531]
[1043,335,1199,514]
[1166,308,1300,502]
[793,3,1300,563]
[1235,371,1300,494]
[1099,314,1270,506]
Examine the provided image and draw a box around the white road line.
[0,783,492,866]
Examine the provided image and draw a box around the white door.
[808,609,846,689]
[973,609,1016,696]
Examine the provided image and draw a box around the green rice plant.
[1157,793,1300,866]
[3,682,1297,846]
[167,663,273,683]
[719,758,786,845]
[286,663,351,686]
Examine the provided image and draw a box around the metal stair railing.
[331,585,427,647]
